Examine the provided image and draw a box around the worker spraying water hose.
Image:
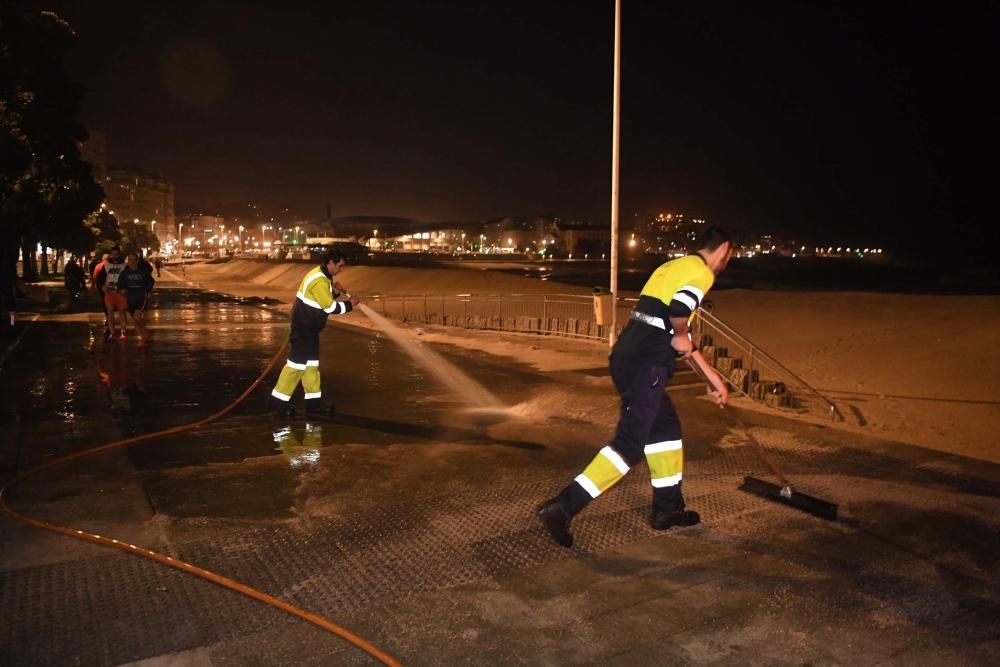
[270,247,514,426]
[269,249,359,417]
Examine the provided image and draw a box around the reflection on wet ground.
[3,286,548,471]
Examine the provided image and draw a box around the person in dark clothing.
[138,251,154,277]
[1,267,17,331]
[64,256,86,299]
[117,251,155,344]
[537,226,734,548]
[88,254,103,286]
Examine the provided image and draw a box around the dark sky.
[19,1,997,253]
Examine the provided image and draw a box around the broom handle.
[684,357,792,487]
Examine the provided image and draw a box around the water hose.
[0,338,403,666]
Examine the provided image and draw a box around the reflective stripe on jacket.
[290,265,352,331]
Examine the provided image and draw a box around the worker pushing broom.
[538,226,733,548]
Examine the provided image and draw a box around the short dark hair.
[321,249,345,265]
[698,226,732,252]
[110,245,121,253]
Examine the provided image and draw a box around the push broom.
[685,357,838,521]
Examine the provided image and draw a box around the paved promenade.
[1,278,997,665]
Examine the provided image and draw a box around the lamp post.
[239,225,245,252]
[608,0,621,348]
[178,222,185,272]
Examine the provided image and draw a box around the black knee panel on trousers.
[288,329,320,364]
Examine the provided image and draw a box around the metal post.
[441,294,445,324]
[497,294,503,330]
[542,296,548,333]
[608,0,622,348]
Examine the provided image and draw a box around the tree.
[118,221,160,254]
[0,8,103,281]
[79,207,121,255]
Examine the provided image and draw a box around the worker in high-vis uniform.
[271,249,358,417]
[538,226,734,548]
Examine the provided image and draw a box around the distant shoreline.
[441,256,1000,296]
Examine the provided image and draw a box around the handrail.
[366,292,596,303]
[694,308,843,421]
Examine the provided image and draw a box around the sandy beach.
[182,259,1000,464]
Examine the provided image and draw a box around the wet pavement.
[1,280,999,666]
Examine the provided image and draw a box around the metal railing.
[365,292,841,422]
[692,308,843,422]
[367,293,608,340]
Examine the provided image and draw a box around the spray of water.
[357,304,515,424]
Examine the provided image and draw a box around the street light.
[178,222,185,272]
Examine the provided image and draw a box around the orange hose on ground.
[0,339,402,667]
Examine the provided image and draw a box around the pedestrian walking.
[538,226,735,548]
[64,256,86,299]
[117,251,155,345]
[154,255,163,278]
[271,249,358,417]
[94,246,128,341]
[138,251,154,277]
[1,266,17,332]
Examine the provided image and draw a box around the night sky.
[18,1,997,255]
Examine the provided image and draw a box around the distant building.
[176,214,227,251]
[80,130,107,188]
[556,222,610,256]
[389,228,466,252]
[105,168,176,242]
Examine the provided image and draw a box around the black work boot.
[274,400,295,418]
[651,509,701,530]
[305,400,335,415]
[537,500,574,548]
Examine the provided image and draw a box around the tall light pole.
[609,0,622,348]
[178,222,185,272]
